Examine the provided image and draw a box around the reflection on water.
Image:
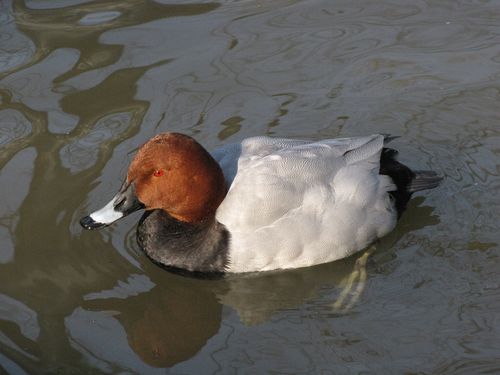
[80,275,223,369]
[0,0,499,373]
[4,0,220,82]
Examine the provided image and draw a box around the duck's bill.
[80,180,145,230]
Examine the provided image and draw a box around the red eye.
[154,170,164,177]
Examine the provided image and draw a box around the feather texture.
[212,134,398,272]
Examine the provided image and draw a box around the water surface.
[1,0,499,373]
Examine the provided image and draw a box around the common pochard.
[80,133,442,276]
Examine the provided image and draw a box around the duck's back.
[211,134,398,272]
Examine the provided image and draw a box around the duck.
[80,132,442,276]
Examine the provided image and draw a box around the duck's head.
[80,133,226,230]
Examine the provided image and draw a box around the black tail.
[379,147,442,218]
[408,171,443,193]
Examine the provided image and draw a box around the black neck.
[136,210,230,275]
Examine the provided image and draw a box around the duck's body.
[81,133,441,275]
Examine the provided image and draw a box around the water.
[0,0,499,373]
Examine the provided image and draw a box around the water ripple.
[60,112,132,173]
[0,109,32,148]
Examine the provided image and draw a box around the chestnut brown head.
[127,133,226,222]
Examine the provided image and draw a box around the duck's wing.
[211,134,385,186]
[216,133,388,225]
[211,136,311,188]
[214,134,398,272]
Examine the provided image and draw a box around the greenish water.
[0,0,499,373]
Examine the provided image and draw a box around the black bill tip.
[80,215,109,230]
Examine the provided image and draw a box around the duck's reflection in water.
[127,285,222,368]
[82,275,222,368]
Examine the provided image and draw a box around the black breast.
[136,210,230,277]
